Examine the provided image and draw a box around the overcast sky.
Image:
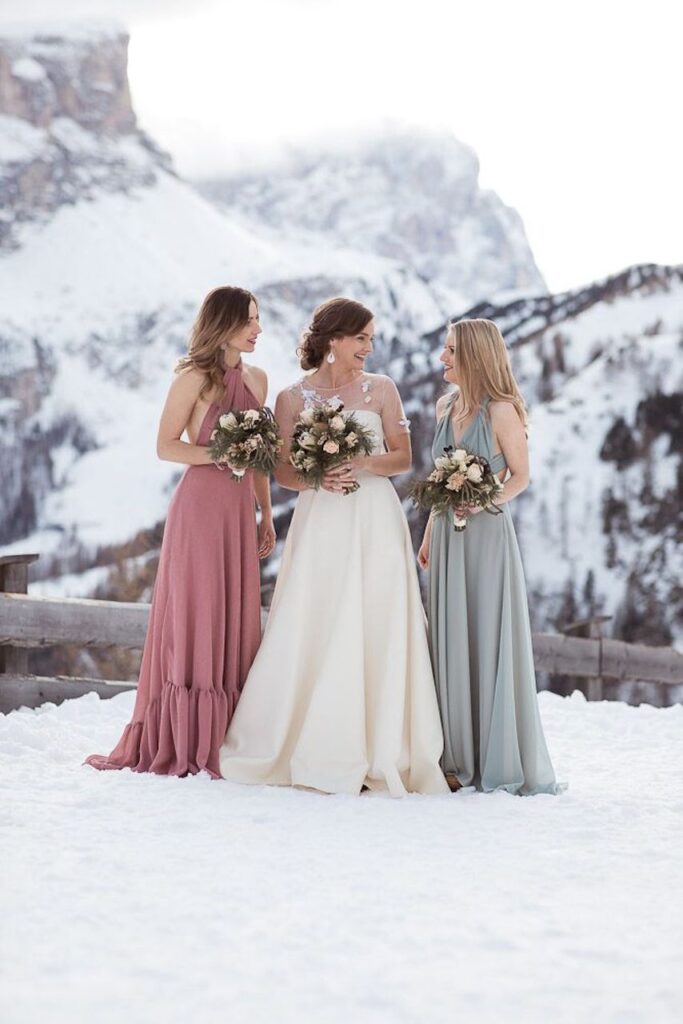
[2,0,681,292]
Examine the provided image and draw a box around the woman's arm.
[272,390,311,492]
[156,369,213,466]
[417,511,435,569]
[253,472,273,519]
[417,396,447,568]
[253,471,276,557]
[246,367,276,557]
[490,401,530,504]
[454,402,530,518]
[329,433,412,483]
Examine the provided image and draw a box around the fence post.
[562,614,612,701]
[0,554,39,675]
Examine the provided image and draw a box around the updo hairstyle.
[298,297,374,370]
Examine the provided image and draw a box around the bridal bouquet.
[209,407,283,481]
[410,446,504,531]
[289,401,376,495]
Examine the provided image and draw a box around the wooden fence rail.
[0,592,148,650]
[1,560,683,714]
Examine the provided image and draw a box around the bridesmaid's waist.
[180,464,255,489]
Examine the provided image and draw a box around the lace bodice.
[274,373,410,454]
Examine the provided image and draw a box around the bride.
[220,297,448,797]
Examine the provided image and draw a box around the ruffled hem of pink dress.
[84,680,237,779]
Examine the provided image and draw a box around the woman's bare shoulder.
[489,399,518,423]
[172,365,205,394]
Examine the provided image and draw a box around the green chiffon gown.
[428,394,564,795]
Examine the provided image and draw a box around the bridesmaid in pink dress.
[85,286,275,778]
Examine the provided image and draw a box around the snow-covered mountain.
[196,127,545,307]
[1,21,680,666]
[0,21,498,554]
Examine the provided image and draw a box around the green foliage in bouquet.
[209,407,283,481]
[410,445,504,531]
[289,400,376,494]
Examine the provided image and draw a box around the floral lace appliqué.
[294,382,343,411]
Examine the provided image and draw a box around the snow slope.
[1,691,681,1023]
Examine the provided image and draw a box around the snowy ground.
[1,691,682,1024]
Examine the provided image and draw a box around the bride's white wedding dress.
[220,373,448,797]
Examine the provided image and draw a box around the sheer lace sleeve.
[274,385,303,454]
[379,376,410,438]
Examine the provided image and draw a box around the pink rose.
[445,472,466,491]
[323,440,340,455]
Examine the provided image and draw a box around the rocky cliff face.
[0,22,134,131]
[196,127,545,307]
[0,21,171,248]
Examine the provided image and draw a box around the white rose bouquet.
[410,445,504,531]
[289,401,376,495]
[209,407,283,481]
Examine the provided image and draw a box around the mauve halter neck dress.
[85,364,262,778]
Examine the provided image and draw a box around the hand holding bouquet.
[209,407,283,481]
[410,445,504,531]
[289,401,376,495]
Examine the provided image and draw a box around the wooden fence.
[1,553,682,713]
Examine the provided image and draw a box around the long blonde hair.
[176,286,256,399]
[448,318,527,429]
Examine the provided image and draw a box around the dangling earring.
[327,349,336,364]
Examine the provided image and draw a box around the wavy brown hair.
[176,286,257,398]
[448,318,528,429]
[298,297,374,370]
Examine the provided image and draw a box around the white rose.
[330,415,345,431]
[243,408,260,424]
[299,408,315,425]
[453,448,468,462]
[466,464,483,483]
[219,412,238,429]
[435,456,451,471]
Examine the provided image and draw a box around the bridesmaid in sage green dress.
[418,318,564,796]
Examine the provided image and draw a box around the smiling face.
[439,329,459,384]
[225,299,261,356]
[329,318,375,374]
